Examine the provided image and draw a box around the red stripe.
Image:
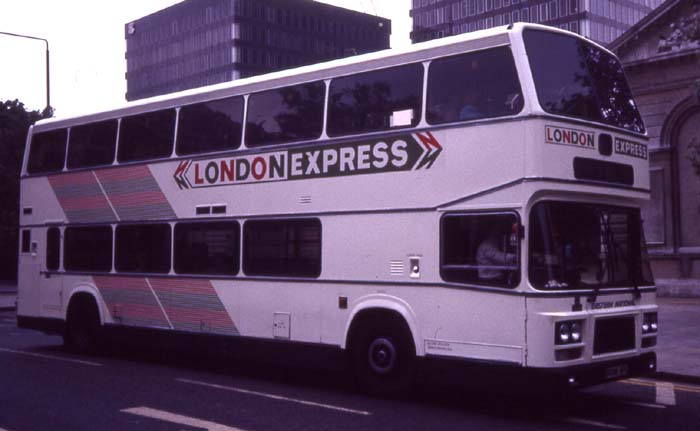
[98,165,152,181]
[94,276,149,290]
[48,171,98,187]
[108,191,168,206]
[59,195,112,211]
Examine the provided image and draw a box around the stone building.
[610,0,700,293]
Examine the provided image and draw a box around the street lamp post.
[0,31,52,116]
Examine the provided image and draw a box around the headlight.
[555,320,584,345]
[643,313,658,334]
[570,321,582,342]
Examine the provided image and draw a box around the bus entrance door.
[39,269,62,319]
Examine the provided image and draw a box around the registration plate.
[605,364,630,379]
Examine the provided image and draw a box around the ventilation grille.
[390,260,404,276]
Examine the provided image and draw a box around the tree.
[0,100,44,281]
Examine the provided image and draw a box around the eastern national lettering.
[545,125,595,149]
[173,132,442,189]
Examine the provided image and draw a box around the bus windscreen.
[529,201,654,290]
[523,29,645,134]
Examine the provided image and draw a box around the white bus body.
[18,24,657,391]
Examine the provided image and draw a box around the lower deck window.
[243,218,321,277]
[64,226,112,272]
[115,224,171,273]
[174,221,240,275]
[441,213,520,287]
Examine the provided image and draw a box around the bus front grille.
[594,316,635,355]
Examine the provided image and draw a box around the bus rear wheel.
[64,296,101,355]
[350,315,416,395]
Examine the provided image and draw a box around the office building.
[410,0,664,45]
[125,0,391,101]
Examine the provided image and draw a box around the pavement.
[1,280,699,384]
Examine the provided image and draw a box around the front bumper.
[530,352,657,389]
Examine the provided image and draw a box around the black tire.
[64,297,101,355]
[350,315,416,396]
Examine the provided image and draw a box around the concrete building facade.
[125,0,390,101]
[610,0,700,292]
[410,0,663,45]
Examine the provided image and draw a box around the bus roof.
[33,23,602,132]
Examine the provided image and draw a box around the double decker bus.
[17,23,657,393]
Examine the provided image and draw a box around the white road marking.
[0,347,101,367]
[618,400,666,409]
[177,378,372,416]
[122,406,243,431]
[562,417,626,430]
[655,382,676,406]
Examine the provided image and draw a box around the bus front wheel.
[350,314,416,395]
[64,295,101,355]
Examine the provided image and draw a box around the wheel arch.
[65,284,105,325]
[342,294,423,356]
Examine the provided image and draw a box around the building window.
[441,212,520,287]
[243,218,321,277]
[570,20,579,33]
[174,221,240,275]
[177,96,243,155]
[64,226,112,272]
[27,129,67,174]
[115,224,171,273]
[117,110,176,163]
[328,63,423,137]
[67,120,117,169]
[246,81,325,147]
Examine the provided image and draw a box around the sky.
[0,0,412,118]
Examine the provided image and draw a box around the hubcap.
[368,337,396,374]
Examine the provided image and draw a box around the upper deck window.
[67,120,118,169]
[177,96,244,155]
[245,81,325,147]
[27,129,67,174]
[524,29,645,133]
[327,63,423,137]
[117,110,176,163]
[427,47,523,124]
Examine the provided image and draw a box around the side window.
[174,221,240,275]
[27,129,67,174]
[243,218,321,277]
[64,226,112,272]
[115,224,171,273]
[327,63,423,137]
[117,110,176,163]
[245,81,325,147]
[177,96,244,155]
[21,229,31,254]
[426,46,523,125]
[441,213,520,287]
[67,119,118,169]
[46,227,60,271]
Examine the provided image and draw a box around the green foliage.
[0,100,44,281]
